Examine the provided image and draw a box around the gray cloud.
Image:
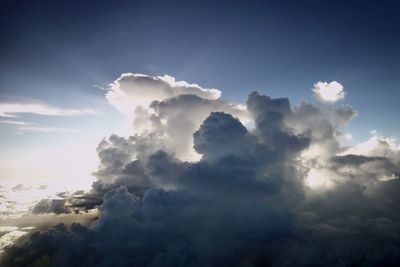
[2,75,400,267]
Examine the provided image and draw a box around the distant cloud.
[0,119,80,134]
[313,81,345,102]
[12,184,32,192]
[17,126,81,134]
[0,102,97,118]
[0,101,97,134]
[0,120,30,126]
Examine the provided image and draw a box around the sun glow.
[1,138,98,193]
[306,169,333,189]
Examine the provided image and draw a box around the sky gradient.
[1,1,400,266]
[1,0,400,137]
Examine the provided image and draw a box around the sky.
[1,1,400,266]
[1,0,400,185]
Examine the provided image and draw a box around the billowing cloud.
[105,73,249,161]
[1,74,400,267]
[313,81,346,102]
[106,73,221,118]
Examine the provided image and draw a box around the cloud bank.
[1,75,400,267]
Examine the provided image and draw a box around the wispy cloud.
[16,126,81,134]
[0,101,97,134]
[0,120,31,126]
[0,103,97,118]
[0,119,80,134]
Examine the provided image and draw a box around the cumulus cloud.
[313,81,346,102]
[106,73,221,118]
[105,73,249,161]
[2,74,400,267]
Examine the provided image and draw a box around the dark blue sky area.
[1,0,400,139]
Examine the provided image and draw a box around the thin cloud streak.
[0,103,97,118]
[17,126,81,134]
[0,120,30,126]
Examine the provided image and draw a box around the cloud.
[2,74,400,267]
[11,184,32,192]
[0,102,97,118]
[0,119,80,134]
[105,73,249,161]
[0,100,97,134]
[106,73,221,118]
[313,81,346,102]
[0,120,30,126]
[17,126,81,133]
[334,104,358,127]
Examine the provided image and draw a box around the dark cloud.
[332,154,387,166]
[334,104,358,127]
[32,199,66,215]
[2,75,400,267]
[12,184,32,192]
[247,92,308,151]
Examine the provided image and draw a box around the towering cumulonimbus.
[2,74,400,267]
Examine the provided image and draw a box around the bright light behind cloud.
[2,73,400,266]
[313,81,345,102]
[0,227,30,254]
[0,137,98,196]
[106,73,221,118]
[344,130,400,156]
[306,169,333,189]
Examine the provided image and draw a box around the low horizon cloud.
[1,74,399,267]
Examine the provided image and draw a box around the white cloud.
[0,120,30,126]
[344,133,353,140]
[106,73,221,117]
[105,74,249,161]
[0,228,28,254]
[344,130,400,158]
[17,126,81,134]
[0,119,81,134]
[0,103,97,118]
[313,81,345,102]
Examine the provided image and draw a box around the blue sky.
[2,2,400,263]
[1,0,400,183]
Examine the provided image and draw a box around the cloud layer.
[1,75,400,267]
